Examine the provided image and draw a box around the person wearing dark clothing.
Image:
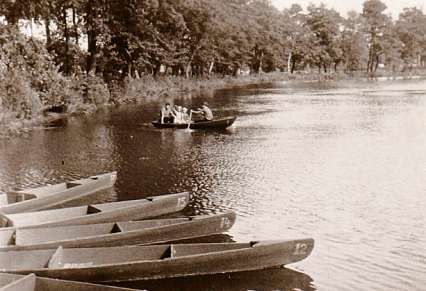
[160,103,175,123]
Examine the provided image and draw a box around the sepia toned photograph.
[0,0,425,290]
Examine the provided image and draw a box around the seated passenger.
[181,107,191,123]
[173,106,184,124]
[160,103,174,124]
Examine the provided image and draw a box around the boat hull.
[0,172,117,214]
[1,239,314,283]
[0,212,236,251]
[0,193,189,229]
[152,116,236,130]
[0,273,137,291]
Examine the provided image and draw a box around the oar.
[186,111,192,131]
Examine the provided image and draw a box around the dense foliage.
[2,0,425,78]
[0,0,426,128]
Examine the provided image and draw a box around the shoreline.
[1,72,425,139]
[113,71,426,104]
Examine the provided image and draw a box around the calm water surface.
[1,79,425,290]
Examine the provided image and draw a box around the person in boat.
[191,102,213,121]
[181,107,191,123]
[160,103,174,124]
[173,105,184,124]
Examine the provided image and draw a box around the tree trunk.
[208,61,214,74]
[233,65,240,76]
[185,62,192,78]
[86,0,97,74]
[291,59,296,74]
[374,55,380,72]
[45,17,51,48]
[287,51,293,73]
[72,6,79,45]
[258,52,264,75]
[63,7,70,75]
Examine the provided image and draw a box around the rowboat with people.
[0,172,117,214]
[0,212,236,251]
[0,192,189,229]
[0,239,314,283]
[152,116,237,130]
[155,101,236,130]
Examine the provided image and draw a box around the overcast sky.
[271,0,425,17]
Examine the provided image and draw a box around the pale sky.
[272,0,425,17]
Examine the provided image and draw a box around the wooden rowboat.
[0,239,314,283]
[152,116,237,130]
[0,273,138,291]
[0,212,236,251]
[0,172,117,214]
[42,112,68,127]
[0,192,189,229]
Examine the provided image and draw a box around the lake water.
[0,79,425,290]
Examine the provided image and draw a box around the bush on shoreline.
[0,25,110,138]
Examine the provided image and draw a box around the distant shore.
[113,70,426,104]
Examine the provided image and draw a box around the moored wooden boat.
[152,116,236,130]
[0,273,139,291]
[0,238,314,283]
[0,192,189,229]
[0,212,236,251]
[42,112,68,127]
[0,172,117,214]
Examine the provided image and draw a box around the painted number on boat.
[177,197,187,208]
[220,217,231,229]
[293,243,309,255]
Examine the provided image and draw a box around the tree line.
[1,0,426,82]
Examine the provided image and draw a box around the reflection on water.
[0,79,425,290]
[118,267,314,291]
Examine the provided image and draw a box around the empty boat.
[0,172,117,214]
[0,239,314,283]
[0,193,189,229]
[0,212,236,251]
[0,273,138,291]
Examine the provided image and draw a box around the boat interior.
[1,179,100,206]
[1,173,115,206]
[0,243,254,270]
[0,217,192,247]
[0,273,36,291]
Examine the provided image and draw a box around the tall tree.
[396,7,426,68]
[361,0,388,73]
[305,4,343,72]
[341,11,368,72]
